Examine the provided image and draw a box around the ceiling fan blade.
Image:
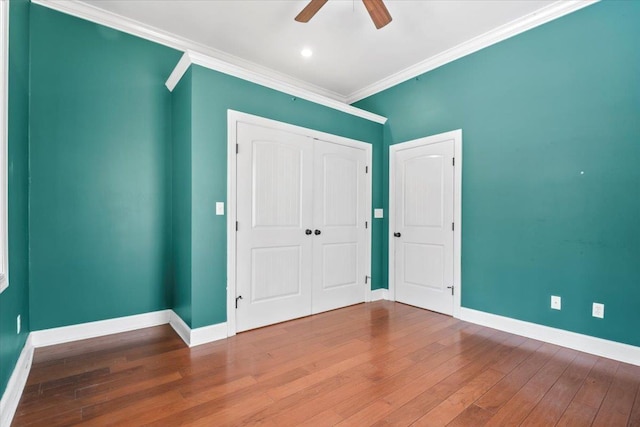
[295,0,329,23]
[362,0,392,29]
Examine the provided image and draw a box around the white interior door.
[312,141,368,314]
[236,123,313,332]
[392,137,455,315]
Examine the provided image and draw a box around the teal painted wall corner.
[0,0,31,396]
[28,5,182,330]
[355,1,640,347]
[171,68,193,327]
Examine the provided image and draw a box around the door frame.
[388,129,462,318]
[227,110,373,336]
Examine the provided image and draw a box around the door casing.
[388,130,462,318]
[227,110,373,336]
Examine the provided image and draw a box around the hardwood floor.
[12,302,640,426]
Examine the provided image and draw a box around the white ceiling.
[78,0,559,102]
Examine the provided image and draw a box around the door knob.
[394,232,401,237]
[305,229,312,235]
[314,229,322,235]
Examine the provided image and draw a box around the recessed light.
[301,48,313,58]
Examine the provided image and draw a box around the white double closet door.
[236,122,369,332]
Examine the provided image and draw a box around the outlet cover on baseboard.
[551,296,561,310]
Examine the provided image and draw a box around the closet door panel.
[236,123,313,332]
[312,141,368,314]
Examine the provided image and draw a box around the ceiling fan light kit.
[295,0,392,29]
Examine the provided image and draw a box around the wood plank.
[411,334,528,425]
[77,391,185,426]
[592,362,640,426]
[336,400,394,426]
[520,351,597,426]
[483,346,578,425]
[474,341,560,413]
[19,408,82,427]
[130,380,272,426]
[446,404,495,427]
[371,328,514,425]
[628,383,640,427]
[414,368,505,426]
[299,409,344,426]
[556,401,599,427]
[264,357,417,425]
[265,349,376,400]
[572,356,619,408]
[185,392,275,427]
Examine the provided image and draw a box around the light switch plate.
[551,295,561,310]
[374,208,384,219]
[215,202,224,216]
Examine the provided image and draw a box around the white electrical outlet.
[551,295,561,310]
[215,202,224,216]
[592,302,605,319]
[374,208,384,219]
[17,315,21,334]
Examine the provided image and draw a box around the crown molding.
[164,51,387,124]
[346,0,599,103]
[185,51,387,124]
[165,52,191,91]
[32,0,386,124]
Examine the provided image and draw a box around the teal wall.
[0,0,31,396]
[171,69,193,326]
[28,6,181,329]
[174,65,383,328]
[355,1,640,347]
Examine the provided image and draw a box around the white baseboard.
[460,307,640,367]
[370,288,389,301]
[191,323,227,347]
[169,311,191,346]
[30,310,172,348]
[169,311,227,347]
[28,309,228,349]
[0,335,34,427]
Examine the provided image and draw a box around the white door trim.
[388,130,462,318]
[227,110,372,336]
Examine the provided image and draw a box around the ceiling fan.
[295,0,393,29]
